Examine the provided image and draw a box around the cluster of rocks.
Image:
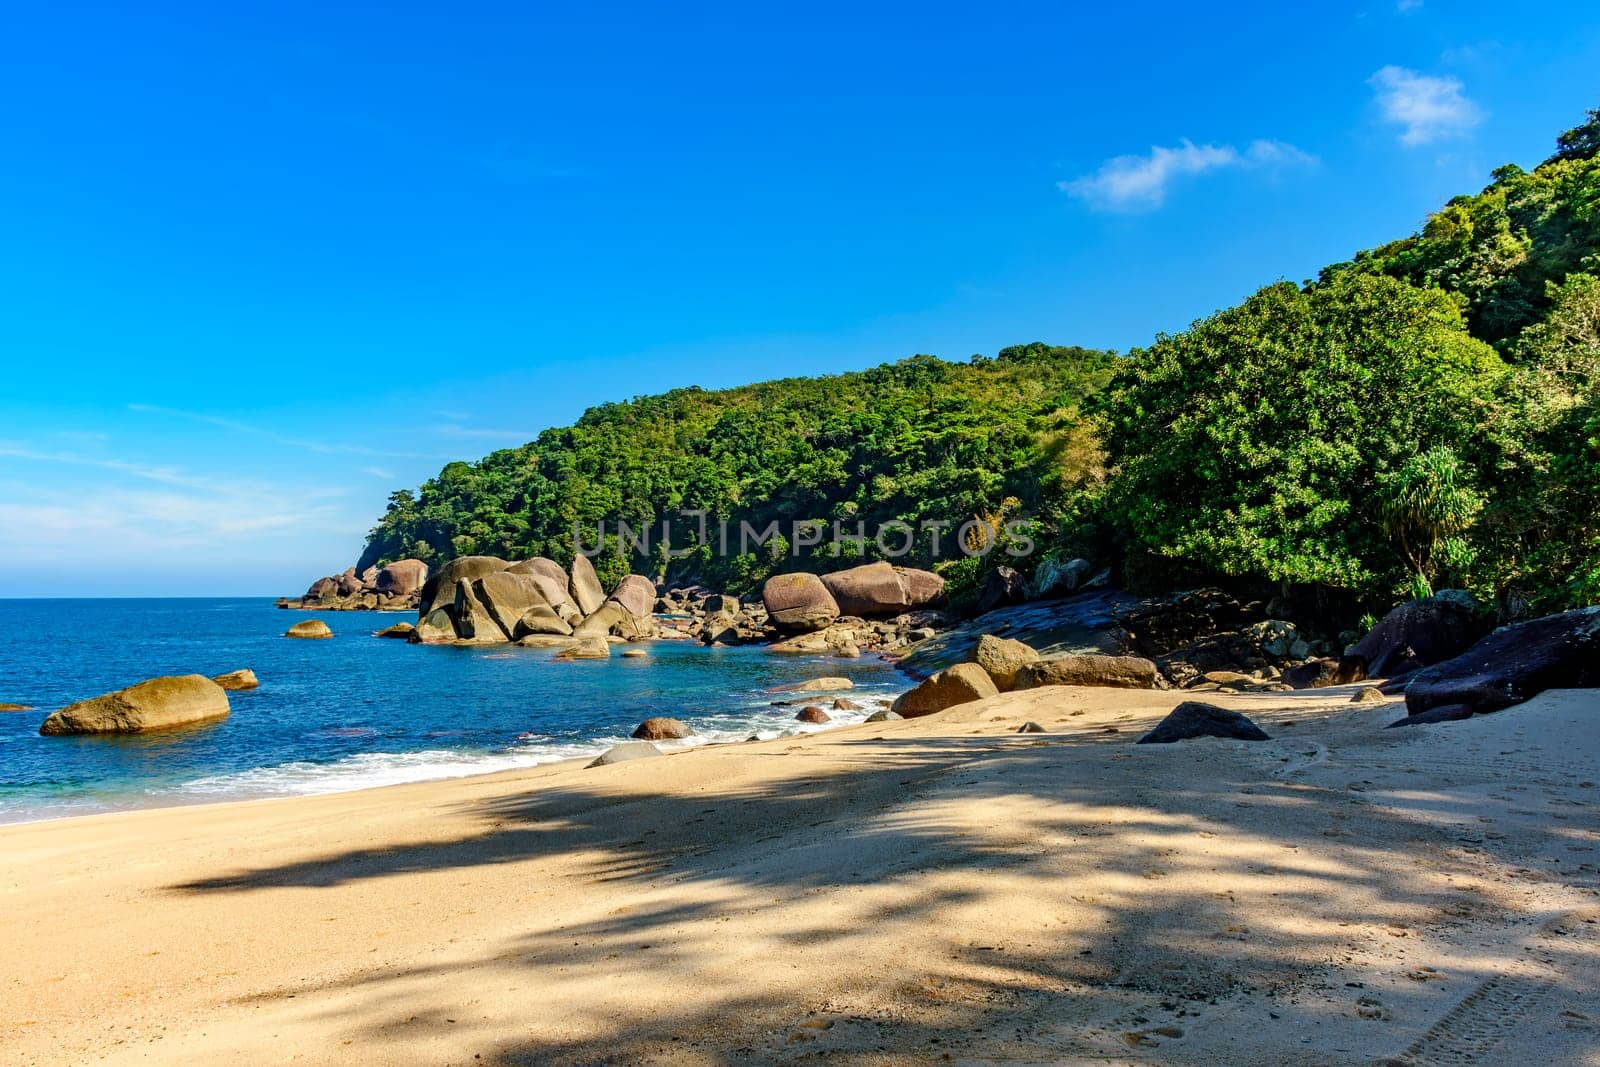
[277,560,430,612]
[411,555,658,653]
[890,632,1167,717]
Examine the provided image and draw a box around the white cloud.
[1369,66,1482,145]
[126,403,447,460]
[1397,0,1423,12]
[1060,139,1316,212]
[361,466,396,480]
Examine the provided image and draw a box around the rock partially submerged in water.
[588,741,664,767]
[785,676,854,693]
[0,702,32,712]
[632,716,693,740]
[285,620,333,639]
[795,706,832,723]
[555,637,611,660]
[374,621,415,639]
[212,669,259,691]
[1137,702,1270,744]
[40,675,230,736]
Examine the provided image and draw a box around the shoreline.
[4,683,1596,1064]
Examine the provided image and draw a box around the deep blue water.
[0,599,907,824]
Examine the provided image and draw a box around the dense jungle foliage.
[362,109,1600,618]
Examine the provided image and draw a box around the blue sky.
[1,1,1596,596]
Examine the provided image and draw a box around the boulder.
[568,553,608,616]
[587,741,664,767]
[1351,686,1388,704]
[891,663,999,718]
[555,636,611,660]
[374,622,415,639]
[1281,657,1366,690]
[972,634,1040,692]
[335,573,365,597]
[508,557,570,586]
[1033,557,1092,600]
[1402,606,1600,718]
[608,574,657,619]
[40,675,230,736]
[513,604,573,638]
[704,593,741,615]
[976,565,1028,614]
[821,562,910,617]
[574,602,631,639]
[894,567,946,608]
[1137,702,1271,744]
[700,612,739,644]
[1018,721,1046,733]
[762,572,841,633]
[832,697,862,711]
[285,619,333,639]
[471,571,553,641]
[413,607,458,644]
[795,706,832,724]
[865,709,903,723]
[1346,592,1490,680]
[1013,654,1159,690]
[785,677,854,692]
[211,669,259,691]
[418,556,510,616]
[304,576,339,599]
[621,648,648,658]
[632,716,693,740]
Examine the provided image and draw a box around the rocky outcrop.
[632,716,692,740]
[375,559,429,597]
[972,634,1039,692]
[891,663,999,717]
[281,559,428,612]
[1033,557,1093,600]
[762,573,841,633]
[285,620,333,639]
[1014,654,1159,690]
[895,567,946,609]
[467,571,550,641]
[569,554,608,616]
[419,556,512,617]
[1400,606,1600,720]
[1346,592,1489,680]
[40,675,230,736]
[608,574,657,619]
[211,669,259,691]
[1137,702,1271,744]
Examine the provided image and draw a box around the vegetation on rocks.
[360,109,1600,626]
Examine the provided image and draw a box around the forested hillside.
[363,109,1600,619]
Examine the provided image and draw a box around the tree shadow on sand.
[170,728,1600,1064]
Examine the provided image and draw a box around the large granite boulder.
[508,557,569,586]
[304,576,339,599]
[1347,592,1489,680]
[972,634,1040,692]
[418,556,510,616]
[608,574,657,618]
[762,572,841,633]
[588,741,664,767]
[1402,606,1600,718]
[469,571,552,641]
[285,619,333,639]
[895,567,946,608]
[569,553,608,616]
[40,675,231,736]
[1137,702,1271,744]
[1014,654,1159,690]
[507,560,581,622]
[514,604,573,638]
[633,716,693,740]
[211,669,259,691]
[555,636,612,659]
[375,559,429,597]
[822,562,910,617]
[891,662,999,718]
[412,607,458,644]
[573,602,628,638]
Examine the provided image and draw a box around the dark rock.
[1403,606,1600,717]
[976,565,1028,614]
[795,706,832,724]
[1137,702,1271,744]
[374,622,415,639]
[864,709,903,723]
[1350,686,1388,704]
[1017,721,1046,733]
[1348,592,1489,679]
[832,698,862,711]
[1033,557,1092,600]
[1386,703,1475,727]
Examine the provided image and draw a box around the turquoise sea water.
[0,599,907,824]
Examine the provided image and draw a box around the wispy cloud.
[361,466,396,480]
[1060,139,1316,212]
[127,403,448,460]
[1397,0,1423,12]
[1369,66,1482,145]
[437,425,536,441]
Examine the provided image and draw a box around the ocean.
[0,598,908,824]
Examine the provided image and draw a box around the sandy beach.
[3,684,1598,1065]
